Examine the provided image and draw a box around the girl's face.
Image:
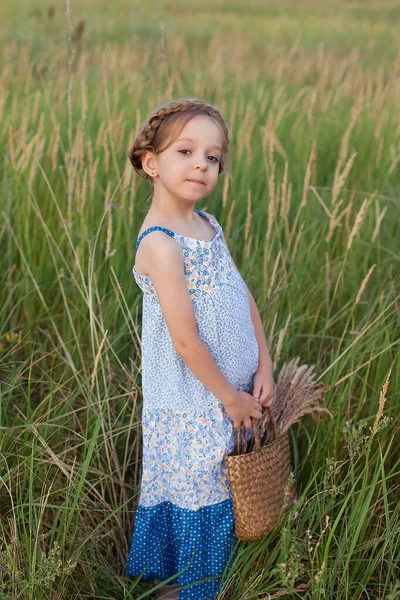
[146,115,223,202]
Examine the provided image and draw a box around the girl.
[125,98,275,600]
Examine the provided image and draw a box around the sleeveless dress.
[126,209,260,600]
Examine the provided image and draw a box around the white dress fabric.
[126,209,259,599]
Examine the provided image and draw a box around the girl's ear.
[142,150,157,177]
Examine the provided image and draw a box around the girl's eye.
[178,149,219,163]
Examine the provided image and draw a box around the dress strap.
[135,226,176,255]
[134,209,205,255]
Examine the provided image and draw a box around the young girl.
[125,98,275,600]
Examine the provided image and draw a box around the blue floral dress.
[126,209,259,599]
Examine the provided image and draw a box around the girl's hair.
[127,98,230,184]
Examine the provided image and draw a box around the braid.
[127,98,229,181]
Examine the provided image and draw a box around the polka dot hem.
[126,498,239,600]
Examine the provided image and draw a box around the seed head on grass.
[372,367,391,436]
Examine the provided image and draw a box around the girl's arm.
[247,289,273,375]
[223,237,273,376]
[140,232,240,408]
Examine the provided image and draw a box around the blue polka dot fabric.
[126,499,239,599]
[126,210,259,599]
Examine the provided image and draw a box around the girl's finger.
[261,397,272,407]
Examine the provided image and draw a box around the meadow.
[0,0,399,598]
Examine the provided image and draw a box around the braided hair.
[127,98,230,183]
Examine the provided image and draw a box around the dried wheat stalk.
[259,357,331,446]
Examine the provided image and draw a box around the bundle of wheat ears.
[240,357,332,454]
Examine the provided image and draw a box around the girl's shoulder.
[137,215,165,239]
[134,228,180,278]
[134,210,222,277]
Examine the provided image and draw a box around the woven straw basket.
[226,407,292,542]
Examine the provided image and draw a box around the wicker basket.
[226,407,293,542]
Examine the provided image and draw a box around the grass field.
[0,0,399,598]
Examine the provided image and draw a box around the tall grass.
[0,0,399,598]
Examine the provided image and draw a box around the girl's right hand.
[224,390,263,430]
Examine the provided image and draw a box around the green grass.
[0,0,399,598]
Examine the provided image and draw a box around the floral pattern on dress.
[132,212,238,303]
[138,371,257,511]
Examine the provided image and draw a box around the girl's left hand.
[251,369,276,408]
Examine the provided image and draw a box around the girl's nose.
[194,156,208,169]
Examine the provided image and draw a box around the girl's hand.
[252,368,276,408]
[224,390,263,430]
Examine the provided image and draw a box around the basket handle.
[236,406,278,454]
